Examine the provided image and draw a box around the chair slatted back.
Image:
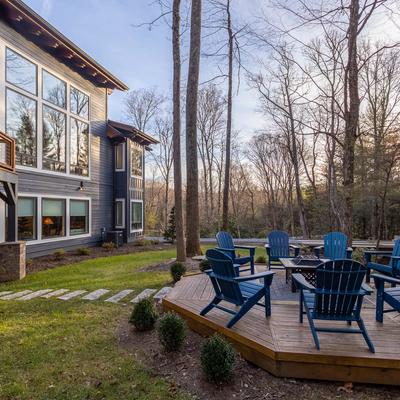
[390,239,400,276]
[314,260,366,319]
[323,232,348,260]
[206,249,244,305]
[216,231,236,259]
[268,231,290,258]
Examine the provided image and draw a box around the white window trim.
[115,198,125,229]
[0,40,92,181]
[115,142,125,172]
[18,193,92,245]
[130,200,143,233]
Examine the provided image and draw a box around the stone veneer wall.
[0,242,26,282]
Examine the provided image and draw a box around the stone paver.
[41,289,69,298]
[0,291,13,298]
[0,290,33,300]
[58,290,87,300]
[131,288,157,303]
[17,289,54,301]
[82,289,110,300]
[104,289,134,303]
[154,287,172,302]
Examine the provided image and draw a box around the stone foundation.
[0,242,26,282]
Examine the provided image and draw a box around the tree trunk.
[222,0,233,231]
[172,0,186,261]
[185,0,202,256]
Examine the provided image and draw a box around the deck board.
[163,273,400,385]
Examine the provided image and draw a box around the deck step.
[82,289,110,300]
[154,287,172,302]
[0,290,33,300]
[104,290,134,303]
[58,290,87,300]
[41,289,69,298]
[0,291,13,298]
[17,289,54,300]
[131,289,157,303]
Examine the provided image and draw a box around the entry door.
[0,199,5,242]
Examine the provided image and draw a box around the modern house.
[0,0,158,257]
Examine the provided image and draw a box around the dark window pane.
[70,118,89,176]
[130,146,143,176]
[42,70,66,108]
[70,200,89,235]
[42,105,66,172]
[115,143,124,170]
[18,197,36,240]
[6,48,37,95]
[115,200,123,227]
[70,87,89,119]
[6,89,37,167]
[42,198,65,238]
[131,201,142,231]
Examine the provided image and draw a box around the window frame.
[17,196,37,241]
[130,143,143,178]
[42,68,67,109]
[115,198,125,229]
[130,200,143,233]
[115,142,125,172]
[0,41,91,180]
[69,199,90,236]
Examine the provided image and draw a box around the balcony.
[0,131,16,173]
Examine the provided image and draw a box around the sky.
[23,0,400,143]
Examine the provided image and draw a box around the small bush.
[201,334,236,382]
[170,262,186,282]
[101,241,115,252]
[158,312,186,352]
[255,255,266,264]
[77,247,91,256]
[129,298,158,331]
[26,258,33,268]
[352,248,364,263]
[199,259,210,272]
[54,249,66,261]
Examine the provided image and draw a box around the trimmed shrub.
[255,255,266,264]
[170,262,186,282]
[158,312,186,352]
[199,259,210,272]
[54,249,66,261]
[352,248,364,263]
[129,298,158,331]
[101,241,115,252]
[77,247,91,256]
[201,334,236,382]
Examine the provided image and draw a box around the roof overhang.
[107,120,159,149]
[0,0,129,91]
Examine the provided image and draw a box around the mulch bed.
[118,317,400,400]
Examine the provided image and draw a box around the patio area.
[163,271,400,386]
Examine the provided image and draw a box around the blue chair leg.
[305,308,320,350]
[374,280,384,323]
[357,318,375,353]
[299,290,304,323]
[200,297,221,316]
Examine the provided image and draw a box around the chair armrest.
[371,273,400,286]
[314,245,323,250]
[314,246,323,258]
[234,245,256,250]
[289,244,300,249]
[265,244,271,256]
[347,247,353,252]
[361,283,373,295]
[292,273,315,291]
[390,256,400,260]
[234,271,274,283]
[215,247,235,253]
[204,269,212,275]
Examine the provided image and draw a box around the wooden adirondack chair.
[314,232,353,260]
[265,230,300,270]
[366,239,400,282]
[293,260,375,353]
[200,249,274,328]
[372,273,400,323]
[216,231,256,274]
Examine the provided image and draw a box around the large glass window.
[42,198,65,238]
[42,70,66,108]
[70,118,89,176]
[17,197,37,240]
[115,199,124,228]
[6,89,37,167]
[70,86,89,119]
[115,143,125,170]
[70,200,89,235]
[130,146,143,177]
[131,201,143,231]
[42,105,66,172]
[6,48,37,95]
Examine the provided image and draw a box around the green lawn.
[0,245,268,399]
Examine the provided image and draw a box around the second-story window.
[130,144,143,177]
[42,70,66,109]
[70,118,89,176]
[6,48,37,95]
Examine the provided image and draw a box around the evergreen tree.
[164,206,176,243]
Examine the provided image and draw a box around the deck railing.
[0,131,16,172]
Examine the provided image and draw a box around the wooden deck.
[163,273,400,386]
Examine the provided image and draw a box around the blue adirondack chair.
[293,260,375,353]
[366,239,400,280]
[372,273,400,323]
[314,232,353,259]
[200,249,274,328]
[216,231,256,274]
[265,230,300,270]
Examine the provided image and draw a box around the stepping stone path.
[105,289,134,303]
[154,287,172,303]
[82,289,110,301]
[131,288,157,303]
[17,289,54,301]
[0,291,13,298]
[58,290,87,300]
[1,290,33,300]
[41,289,69,298]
